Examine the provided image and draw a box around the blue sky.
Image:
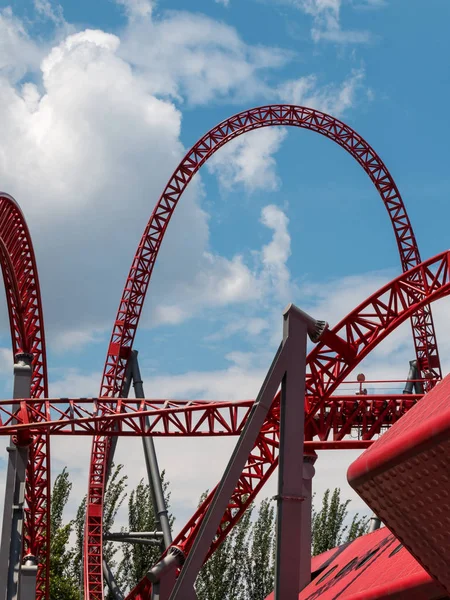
[1,0,450,534]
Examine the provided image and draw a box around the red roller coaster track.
[0,105,445,600]
[125,248,450,600]
[83,105,442,599]
[0,193,49,599]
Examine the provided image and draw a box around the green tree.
[311,488,369,556]
[49,468,79,600]
[196,494,253,600]
[70,464,128,598]
[117,472,173,592]
[244,498,276,600]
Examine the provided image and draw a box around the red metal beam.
[86,105,444,599]
[0,395,421,441]
[125,250,450,600]
[0,193,49,599]
[85,106,443,599]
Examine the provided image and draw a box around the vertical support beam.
[299,451,316,590]
[368,515,382,532]
[403,359,424,394]
[274,306,308,599]
[0,353,33,600]
[18,557,38,600]
[131,351,173,550]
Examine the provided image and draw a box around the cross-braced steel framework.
[0,105,447,600]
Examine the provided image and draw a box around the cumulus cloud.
[116,10,291,105]
[0,2,379,539]
[115,0,154,20]
[278,68,366,115]
[0,7,43,82]
[149,203,294,326]
[291,0,372,43]
[208,128,287,192]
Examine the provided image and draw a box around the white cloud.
[260,205,292,300]
[116,10,291,105]
[207,128,287,192]
[205,317,269,342]
[291,0,372,43]
[34,0,65,26]
[149,203,294,326]
[0,2,379,547]
[115,0,154,19]
[215,0,230,6]
[0,7,43,82]
[278,68,366,115]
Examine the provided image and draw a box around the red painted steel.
[0,394,422,440]
[86,105,442,598]
[125,250,450,600]
[348,373,450,594]
[266,527,448,599]
[0,193,49,599]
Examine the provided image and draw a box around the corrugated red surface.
[266,528,447,599]
[348,373,450,594]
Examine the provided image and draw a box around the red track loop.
[85,105,441,598]
[126,249,450,600]
[0,193,49,599]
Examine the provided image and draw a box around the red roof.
[266,527,447,599]
[348,373,450,594]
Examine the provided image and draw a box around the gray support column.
[368,515,381,532]
[0,353,33,600]
[167,339,290,600]
[18,557,37,600]
[274,306,308,599]
[131,351,173,550]
[103,559,125,600]
[299,452,317,591]
[403,359,424,394]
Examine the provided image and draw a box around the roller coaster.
[1,105,449,600]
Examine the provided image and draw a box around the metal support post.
[0,353,33,600]
[149,552,179,600]
[368,515,382,532]
[167,336,289,599]
[403,359,424,394]
[103,559,125,600]
[166,304,323,599]
[299,451,317,591]
[19,557,38,600]
[131,351,173,550]
[274,305,309,599]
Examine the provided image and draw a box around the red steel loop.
[85,106,441,598]
[126,250,450,600]
[0,193,49,599]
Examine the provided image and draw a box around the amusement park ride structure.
[0,105,449,600]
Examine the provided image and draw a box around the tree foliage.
[196,493,253,600]
[47,466,369,599]
[244,498,276,600]
[117,471,173,591]
[311,488,369,556]
[48,468,79,600]
[196,495,276,600]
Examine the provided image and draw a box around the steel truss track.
[0,394,424,440]
[85,105,442,599]
[0,193,49,599]
[123,249,450,600]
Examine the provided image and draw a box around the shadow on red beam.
[305,441,373,450]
